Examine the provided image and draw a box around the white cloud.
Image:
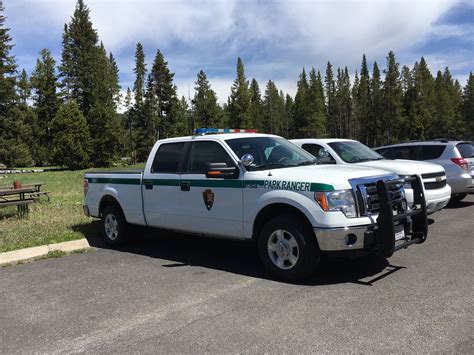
[7,0,470,103]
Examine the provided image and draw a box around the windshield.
[328,141,384,163]
[226,136,317,171]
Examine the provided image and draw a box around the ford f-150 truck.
[84,130,428,280]
[292,138,451,214]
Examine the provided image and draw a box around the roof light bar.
[194,128,257,135]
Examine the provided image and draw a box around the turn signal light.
[315,192,329,211]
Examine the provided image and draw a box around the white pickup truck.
[292,139,451,214]
[84,131,428,280]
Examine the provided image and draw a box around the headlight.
[399,175,412,190]
[314,190,357,218]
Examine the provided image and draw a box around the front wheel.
[101,205,130,246]
[258,215,320,281]
[450,193,467,204]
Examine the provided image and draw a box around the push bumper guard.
[366,175,428,258]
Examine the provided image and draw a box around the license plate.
[395,225,405,241]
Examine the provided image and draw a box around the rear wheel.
[258,215,320,281]
[450,193,467,204]
[101,205,130,246]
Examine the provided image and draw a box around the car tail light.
[83,179,89,195]
[450,158,468,170]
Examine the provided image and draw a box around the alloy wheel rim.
[267,229,299,270]
[104,214,119,240]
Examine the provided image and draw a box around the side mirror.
[318,148,329,158]
[206,163,239,179]
[240,154,254,167]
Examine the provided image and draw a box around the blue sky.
[5,0,474,105]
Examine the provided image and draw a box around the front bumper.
[314,176,428,257]
[424,184,451,213]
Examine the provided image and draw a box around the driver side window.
[186,141,235,174]
[302,144,336,164]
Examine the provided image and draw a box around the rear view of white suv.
[375,140,473,203]
[292,138,451,213]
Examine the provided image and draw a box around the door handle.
[144,180,153,190]
[180,181,191,191]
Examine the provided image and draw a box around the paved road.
[1,196,473,353]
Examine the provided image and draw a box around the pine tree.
[175,96,191,136]
[382,51,404,143]
[133,42,146,106]
[30,48,60,165]
[249,78,264,131]
[293,68,310,137]
[325,62,337,137]
[335,67,352,138]
[228,57,251,128]
[0,0,16,116]
[351,70,360,139]
[51,100,92,169]
[136,73,159,161]
[306,68,326,137]
[284,94,294,138]
[60,0,122,166]
[17,69,31,105]
[404,57,435,140]
[263,80,285,135]
[148,49,179,138]
[59,0,98,115]
[357,54,371,143]
[369,61,383,146]
[461,73,474,139]
[192,70,220,129]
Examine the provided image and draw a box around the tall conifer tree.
[382,51,403,143]
[228,57,251,128]
[192,70,220,129]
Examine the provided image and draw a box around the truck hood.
[245,164,395,190]
[355,159,445,175]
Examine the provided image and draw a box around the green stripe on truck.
[86,177,334,191]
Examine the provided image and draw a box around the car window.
[456,143,473,158]
[418,145,446,160]
[376,148,392,159]
[186,141,235,174]
[301,143,336,164]
[392,146,419,160]
[151,142,185,173]
[327,141,384,163]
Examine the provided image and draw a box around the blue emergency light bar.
[194,128,257,135]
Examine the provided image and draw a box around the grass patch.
[0,164,144,253]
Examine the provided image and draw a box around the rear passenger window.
[392,146,419,160]
[419,145,446,160]
[456,143,473,158]
[187,141,235,174]
[151,142,185,173]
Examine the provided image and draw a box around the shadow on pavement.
[73,221,403,287]
[445,200,474,209]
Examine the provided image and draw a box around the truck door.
[142,142,186,229]
[178,140,243,238]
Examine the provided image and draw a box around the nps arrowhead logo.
[202,189,214,211]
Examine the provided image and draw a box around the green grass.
[0,164,144,253]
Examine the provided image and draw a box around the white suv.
[292,138,451,213]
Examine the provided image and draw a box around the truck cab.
[84,130,428,281]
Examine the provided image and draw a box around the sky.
[5,0,474,107]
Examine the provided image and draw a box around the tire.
[101,205,130,246]
[258,214,320,281]
[450,193,467,204]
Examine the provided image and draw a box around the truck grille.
[363,182,404,214]
[421,171,446,190]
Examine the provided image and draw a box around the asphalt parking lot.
[1,195,473,353]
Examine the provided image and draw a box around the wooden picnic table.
[0,183,50,216]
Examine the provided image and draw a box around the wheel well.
[252,203,313,240]
[99,195,122,217]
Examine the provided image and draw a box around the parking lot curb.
[0,239,91,265]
